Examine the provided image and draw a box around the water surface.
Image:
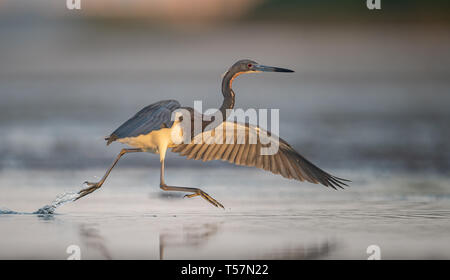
[1,168,449,259]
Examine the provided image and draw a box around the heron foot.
[76,181,102,200]
[160,184,224,209]
[184,190,224,209]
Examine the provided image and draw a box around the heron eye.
[247,64,252,68]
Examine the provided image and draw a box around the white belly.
[118,123,183,154]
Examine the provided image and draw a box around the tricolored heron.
[77,59,349,208]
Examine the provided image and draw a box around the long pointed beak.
[253,64,294,73]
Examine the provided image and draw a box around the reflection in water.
[159,222,221,260]
[1,210,337,259]
[261,240,338,260]
[158,220,337,260]
[78,224,112,260]
[29,214,112,259]
[3,210,114,259]
[36,213,56,221]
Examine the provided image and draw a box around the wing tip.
[327,175,350,190]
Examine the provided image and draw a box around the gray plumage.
[105,100,181,145]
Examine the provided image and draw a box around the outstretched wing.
[172,121,349,189]
[105,100,181,145]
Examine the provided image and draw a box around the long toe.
[184,193,199,199]
[199,191,224,209]
[77,184,101,200]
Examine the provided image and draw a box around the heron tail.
[105,134,118,145]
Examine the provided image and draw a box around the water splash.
[0,191,81,216]
[0,208,19,215]
[33,191,80,215]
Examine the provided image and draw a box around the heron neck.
[220,70,238,119]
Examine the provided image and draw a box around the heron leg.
[76,148,143,200]
[159,159,224,209]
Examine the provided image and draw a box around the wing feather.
[106,100,181,145]
[172,121,349,189]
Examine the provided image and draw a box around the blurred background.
[0,0,449,173]
[0,0,450,260]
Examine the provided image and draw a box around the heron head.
[230,59,294,74]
